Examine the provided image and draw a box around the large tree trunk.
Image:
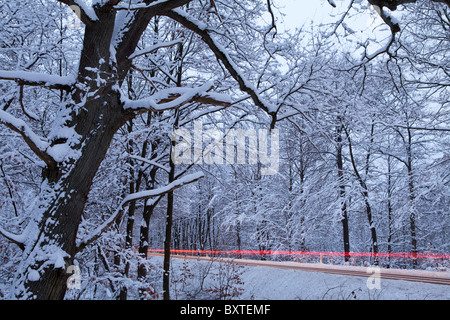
[15,93,132,299]
[13,10,135,299]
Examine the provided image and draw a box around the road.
[150,253,450,286]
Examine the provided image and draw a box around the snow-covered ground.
[238,263,449,300]
[156,256,450,300]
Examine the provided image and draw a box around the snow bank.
[154,256,450,300]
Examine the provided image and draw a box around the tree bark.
[163,138,176,300]
[15,90,133,299]
[13,8,135,299]
[336,124,350,262]
[387,153,393,268]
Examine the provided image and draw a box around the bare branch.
[18,86,39,121]
[128,39,183,60]
[114,0,189,10]
[0,163,19,217]
[263,0,278,58]
[377,121,450,132]
[326,0,354,38]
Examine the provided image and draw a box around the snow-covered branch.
[114,0,194,11]
[128,39,183,60]
[129,155,171,173]
[0,70,75,91]
[372,5,401,34]
[0,224,26,250]
[56,0,99,25]
[76,171,205,253]
[0,109,56,169]
[376,120,450,132]
[164,9,278,127]
[112,0,194,81]
[122,82,232,113]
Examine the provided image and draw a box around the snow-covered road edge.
[152,256,450,300]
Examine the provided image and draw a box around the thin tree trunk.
[345,128,379,265]
[137,139,160,299]
[163,138,176,300]
[406,127,418,268]
[387,153,393,268]
[162,36,183,300]
[336,123,350,262]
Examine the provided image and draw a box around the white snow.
[0,109,50,152]
[238,263,449,300]
[0,223,27,245]
[128,39,184,60]
[171,9,276,114]
[27,270,40,282]
[154,256,450,300]
[50,249,69,270]
[73,0,98,22]
[121,171,204,204]
[172,8,208,31]
[121,82,231,112]
[0,70,75,87]
[327,0,337,7]
[114,0,171,11]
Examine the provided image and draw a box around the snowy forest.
[0,0,448,300]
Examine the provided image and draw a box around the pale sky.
[277,0,384,33]
[276,0,391,56]
[279,0,333,30]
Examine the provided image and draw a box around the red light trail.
[146,249,450,260]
